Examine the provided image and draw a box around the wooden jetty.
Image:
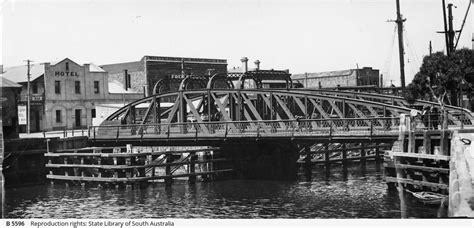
[45,145,232,187]
[297,142,391,165]
[384,116,451,194]
[448,130,474,217]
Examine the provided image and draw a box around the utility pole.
[181,58,185,78]
[24,60,33,134]
[447,3,455,54]
[429,41,433,55]
[395,0,406,89]
[441,0,450,56]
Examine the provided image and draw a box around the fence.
[90,117,401,141]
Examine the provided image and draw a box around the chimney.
[240,57,248,72]
[254,60,260,70]
[124,69,130,90]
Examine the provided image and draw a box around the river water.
[3,162,446,218]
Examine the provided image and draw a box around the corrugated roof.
[292,69,355,79]
[227,67,257,73]
[1,76,22,87]
[2,64,45,83]
[108,80,140,94]
[2,59,106,83]
[89,63,106,72]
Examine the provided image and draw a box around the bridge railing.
[90,117,401,141]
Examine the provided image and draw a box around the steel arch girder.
[104,89,415,126]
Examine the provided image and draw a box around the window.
[94,81,100,94]
[32,83,38,94]
[75,81,81,94]
[55,110,62,123]
[54,81,61,94]
[65,62,69,71]
[91,109,96,118]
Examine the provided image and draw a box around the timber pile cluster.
[384,129,451,194]
[45,145,232,187]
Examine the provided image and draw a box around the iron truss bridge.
[90,88,474,145]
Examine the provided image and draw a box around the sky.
[1,0,473,86]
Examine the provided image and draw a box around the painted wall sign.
[18,105,27,125]
[54,71,79,77]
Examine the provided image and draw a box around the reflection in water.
[3,162,446,218]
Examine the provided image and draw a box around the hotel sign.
[54,71,79,77]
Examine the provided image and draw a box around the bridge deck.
[90,118,401,145]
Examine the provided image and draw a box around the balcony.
[19,93,44,105]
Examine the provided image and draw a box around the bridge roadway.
[90,118,400,146]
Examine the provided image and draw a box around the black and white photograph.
[1,0,474,224]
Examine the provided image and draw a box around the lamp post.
[459,78,467,129]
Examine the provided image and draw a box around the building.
[0,77,22,138]
[2,58,143,132]
[227,58,294,89]
[100,56,228,96]
[291,67,380,89]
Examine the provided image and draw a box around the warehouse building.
[2,58,143,132]
[291,67,380,89]
[0,77,22,138]
[100,55,228,96]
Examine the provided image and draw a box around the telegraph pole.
[24,60,32,134]
[447,3,455,54]
[442,0,450,56]
[429,41,433,55]
[395,0,406,89]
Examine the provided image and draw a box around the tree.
[404,48,474,107]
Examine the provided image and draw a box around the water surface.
[3,162,446,218]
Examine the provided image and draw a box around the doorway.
[33,110,40,132]
[75,109,81,128]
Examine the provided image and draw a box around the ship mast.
[395,0,406,90]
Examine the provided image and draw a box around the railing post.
[88,126,91,137]
[291,120,295,137]
[116,126,120,141]
[329,120,332,137]
[225,122,228,138]
[167,124,171,139]
[93,126,96,141]
[195,123,198,140]
[257,121,261,138]
[370,119,373,137]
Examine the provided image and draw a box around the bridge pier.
[220,140,299,180]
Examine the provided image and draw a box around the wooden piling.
[342,144,347,164]
[165,154,173,186]
[324,144,330,165]
[189,152,197,184]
